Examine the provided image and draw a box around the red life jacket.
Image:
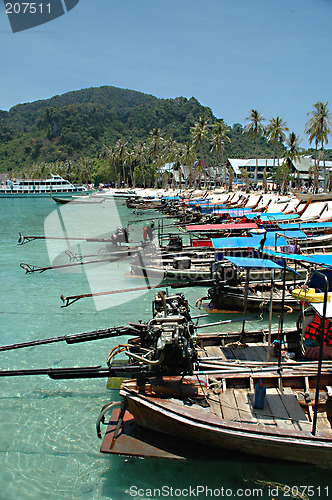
[305,313,332,346]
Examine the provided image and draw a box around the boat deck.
[207,387,317,432]
[199,341,276,363]
[101,338,332,459]
[200,342,331,433]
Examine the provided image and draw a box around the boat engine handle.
[96,401,122,438]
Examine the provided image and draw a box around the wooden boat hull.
[130,263,211,281]
[51,195,105,204]
[293,190,332,202]
[206,285,300,313]
[120,372,332,467]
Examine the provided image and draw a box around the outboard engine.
[144,315,197,374]
[127,292,197,375]
[211,262,241,286]
[166,235,183,252]
[110,226,130,245]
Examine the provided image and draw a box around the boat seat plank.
[207,393,223,419]
[229,348,247,360]
[222,348,237,360]
[278,387,312,432]
[203,345,227,359]
[219,389,241,421]
[233,389,258,424]
[248,393,277,427]
[316,415,332,431]
[265,388,296,431]
[241,345,269,362]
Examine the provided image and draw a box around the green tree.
[103,145,117,185]
[305,101,332,189]
[243,110,265,183]
[134,142,148,187]
[149,128,164,187]
[266,116,288,188]
[114,139,128,186]
[211,119,231,185]
[190,116,210,187]
[282,132,303,194]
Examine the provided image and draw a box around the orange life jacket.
[305,313,332,346]
[143,227,148,239]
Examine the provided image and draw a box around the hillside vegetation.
[0,85,329,185]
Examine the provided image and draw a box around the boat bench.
[208,387,312,432]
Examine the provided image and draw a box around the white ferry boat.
[0,173,88,198]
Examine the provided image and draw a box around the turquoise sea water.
[0,198,329,500]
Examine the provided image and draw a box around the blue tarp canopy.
[257,229,307,242]
[262,249,332,268]
[261,248,313,262]
[260,213,300,221]
[224,256,284,269]
[212,236,261,249]
[279,222,332,230]
[211,230,306,250]
[211,208,252,215]
[245,213,300,221]
[211,233,288,249]
[245,213,261,219]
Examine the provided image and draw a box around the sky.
[1,0,332,148]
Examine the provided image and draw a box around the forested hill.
[0,86,220,172]
[2,85,325,177]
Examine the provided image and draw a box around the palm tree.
[76,157,92,184]
[240,167,251,193]
[305,101,332,189]
[243,110,265,183]
[177,142,195,188]
[149,128,164,187]
[164,137,180,188]
[266,116,288,188]
[134,142,148,187]
[114,139,128,186]
[103,145,118,185]
[282,132,303,194]
[190,117,210,188]
[125,148,136,187]
[211,119,231,185]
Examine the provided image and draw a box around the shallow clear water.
[0,198,329,500]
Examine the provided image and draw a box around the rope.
[107,344,129,366]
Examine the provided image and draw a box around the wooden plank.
[233,389,258,424]
[203,345,227,359]
[219,389,241,421]
[317,415,332,430]
[265,345,279,363]
[220,347,236,360]
[201,345,216,357]
[248,393,277,427]
[265,388,295,431]
[278,387,312,432]
[207,392,223,419]
[229,347,247,360]
[241,345,267,362]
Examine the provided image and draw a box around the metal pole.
[311,270,329,436]
[278,260,287,368]
[241,268,250,336]
[267,272,274,362]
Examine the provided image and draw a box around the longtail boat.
[110,366,331,466]
[99,289,332,467]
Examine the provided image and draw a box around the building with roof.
[226,158,284,184]
[227,156,330,188]
[161,155,332,189]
